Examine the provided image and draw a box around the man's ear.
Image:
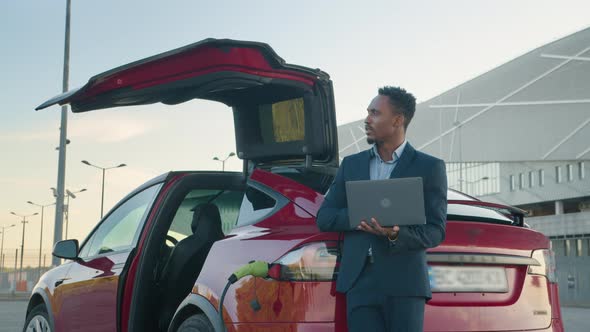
[394,114,405,128]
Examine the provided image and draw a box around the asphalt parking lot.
[1,300,588,332]
[0,300,27,332]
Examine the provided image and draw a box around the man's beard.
[366,138,375,145]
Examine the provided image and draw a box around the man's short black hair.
[378,86,416,131]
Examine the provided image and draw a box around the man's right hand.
[358,217,400,240]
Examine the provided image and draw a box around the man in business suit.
[316,86,447,332]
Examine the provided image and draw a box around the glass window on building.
[576,239,584,257]
[586,238,590,256]
[580,162,585,180]
[528,171,534,188]
[539,169,545,186]
[567,164,573,182]
[446,162,500,196]
[565,239,571,256]
[552,239,566,256]
[519,173,524,189]
[510,175,515,191]
[556,166,562,183]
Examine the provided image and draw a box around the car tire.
[177,313,215,332]
[23,303,52,332]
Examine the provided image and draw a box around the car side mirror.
[53,239,79,260]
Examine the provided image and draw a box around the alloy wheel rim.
[26,315,51,332]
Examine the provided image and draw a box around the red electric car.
[25,39,563,332]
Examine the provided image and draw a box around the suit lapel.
[389,143,416,179]
[360,149,371,180]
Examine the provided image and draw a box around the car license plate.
[428,266,508,292]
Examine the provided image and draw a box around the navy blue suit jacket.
[316,143,447,298]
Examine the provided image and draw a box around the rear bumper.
[425,319,564,332]
[228,323,342,332]
[226,320,564,332]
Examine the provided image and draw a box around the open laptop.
[345,177,426,228]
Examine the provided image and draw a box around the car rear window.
[235,182,288,228]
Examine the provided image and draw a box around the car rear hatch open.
[37,39,339,170]
[424,199,557,331]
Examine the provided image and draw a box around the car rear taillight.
[268,241,339,281]
[528,249,558,283]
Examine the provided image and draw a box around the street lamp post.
[27,201,55,280]
[213,152,236,171]
[81,160,126,218]
[52,0,72,268]
[0,224,16,274]
[10,212,38,281]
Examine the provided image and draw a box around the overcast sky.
[1,0,589,264]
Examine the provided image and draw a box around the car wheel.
[177,313,214,332]
[23,304,52,332]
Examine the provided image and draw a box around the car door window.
[167,189,243,241]
[80,184,162,258]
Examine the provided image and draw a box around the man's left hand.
[358,217,399,239]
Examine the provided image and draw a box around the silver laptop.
[345,177,426,228]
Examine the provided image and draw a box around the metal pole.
[19,218,28,281]
[53,0,71,267]
[38,206,44,280]
[82,162,122,219]
[15,249,18,280]
[65,194,70,239]
[101,168,105,218]
[458,124,463,192]
[0,230,4,274]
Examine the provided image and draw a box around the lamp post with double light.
[0,224,16,274]
[64,189,86,239]
[51,188,87,239]
[27,200,55,279]
[213,152,236,171]
[10,212,38,281]
[81,160,126,218]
